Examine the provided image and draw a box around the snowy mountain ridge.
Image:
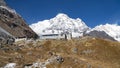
[90,24,120,41]
[30,13,89,37]
[48,13,88,31]
[30,13,120,41]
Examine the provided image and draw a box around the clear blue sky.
[5,0,120,27]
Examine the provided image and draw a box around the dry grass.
[0,37,120,68]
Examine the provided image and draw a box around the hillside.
[0,0,38,39]
[0,37,120,68]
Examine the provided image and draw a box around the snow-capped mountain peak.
[91,23,120,41]
[30,13,120,41]
[56,13,69,19]
[30,13,89,37]
[49,13,89,31]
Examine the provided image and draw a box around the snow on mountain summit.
[56,13,69,18]
[49,13,89,31]
[30,13,120,41]
[30,13,89,37]
[91,24,120,41]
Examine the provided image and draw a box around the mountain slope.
[1,38,120,68]
[84,30,116,41]
[0,26,14,45]
[30,13,89,37]
[0,0,38,39]
[91,24,120,41]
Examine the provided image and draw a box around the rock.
[13,46,21,51]
[72,48,78,53]
[24,63,47,68]
[23,63,33,68]
[6,38,15,45]
[0,26,15,45]
[0,0,7,6]
[3,63,16,68]
[56,56,64,64]
[1,47,10,52]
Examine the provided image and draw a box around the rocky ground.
[0,37,120,68]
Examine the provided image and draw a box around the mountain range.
[30,13,120,41]
[1,0,120,67]
[0,0,119,42]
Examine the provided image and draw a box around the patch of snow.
[0,6,16,14]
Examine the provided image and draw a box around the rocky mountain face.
[91,24,120,41]
[0,26,14,45]
[0,0,38,44]
[84,30,116,41]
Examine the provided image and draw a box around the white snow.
[48,13,88,32]
[30,13,89,38]
[30,13,120,41]
[0,6,16,14]
[30,20,50,35]
[91,23,120,41]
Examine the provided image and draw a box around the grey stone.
[56,56,64,64]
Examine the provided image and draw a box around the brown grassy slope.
[0,37,120,68]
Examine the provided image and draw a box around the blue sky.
[6,0,120,27]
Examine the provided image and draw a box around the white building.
[40,30,72,40]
